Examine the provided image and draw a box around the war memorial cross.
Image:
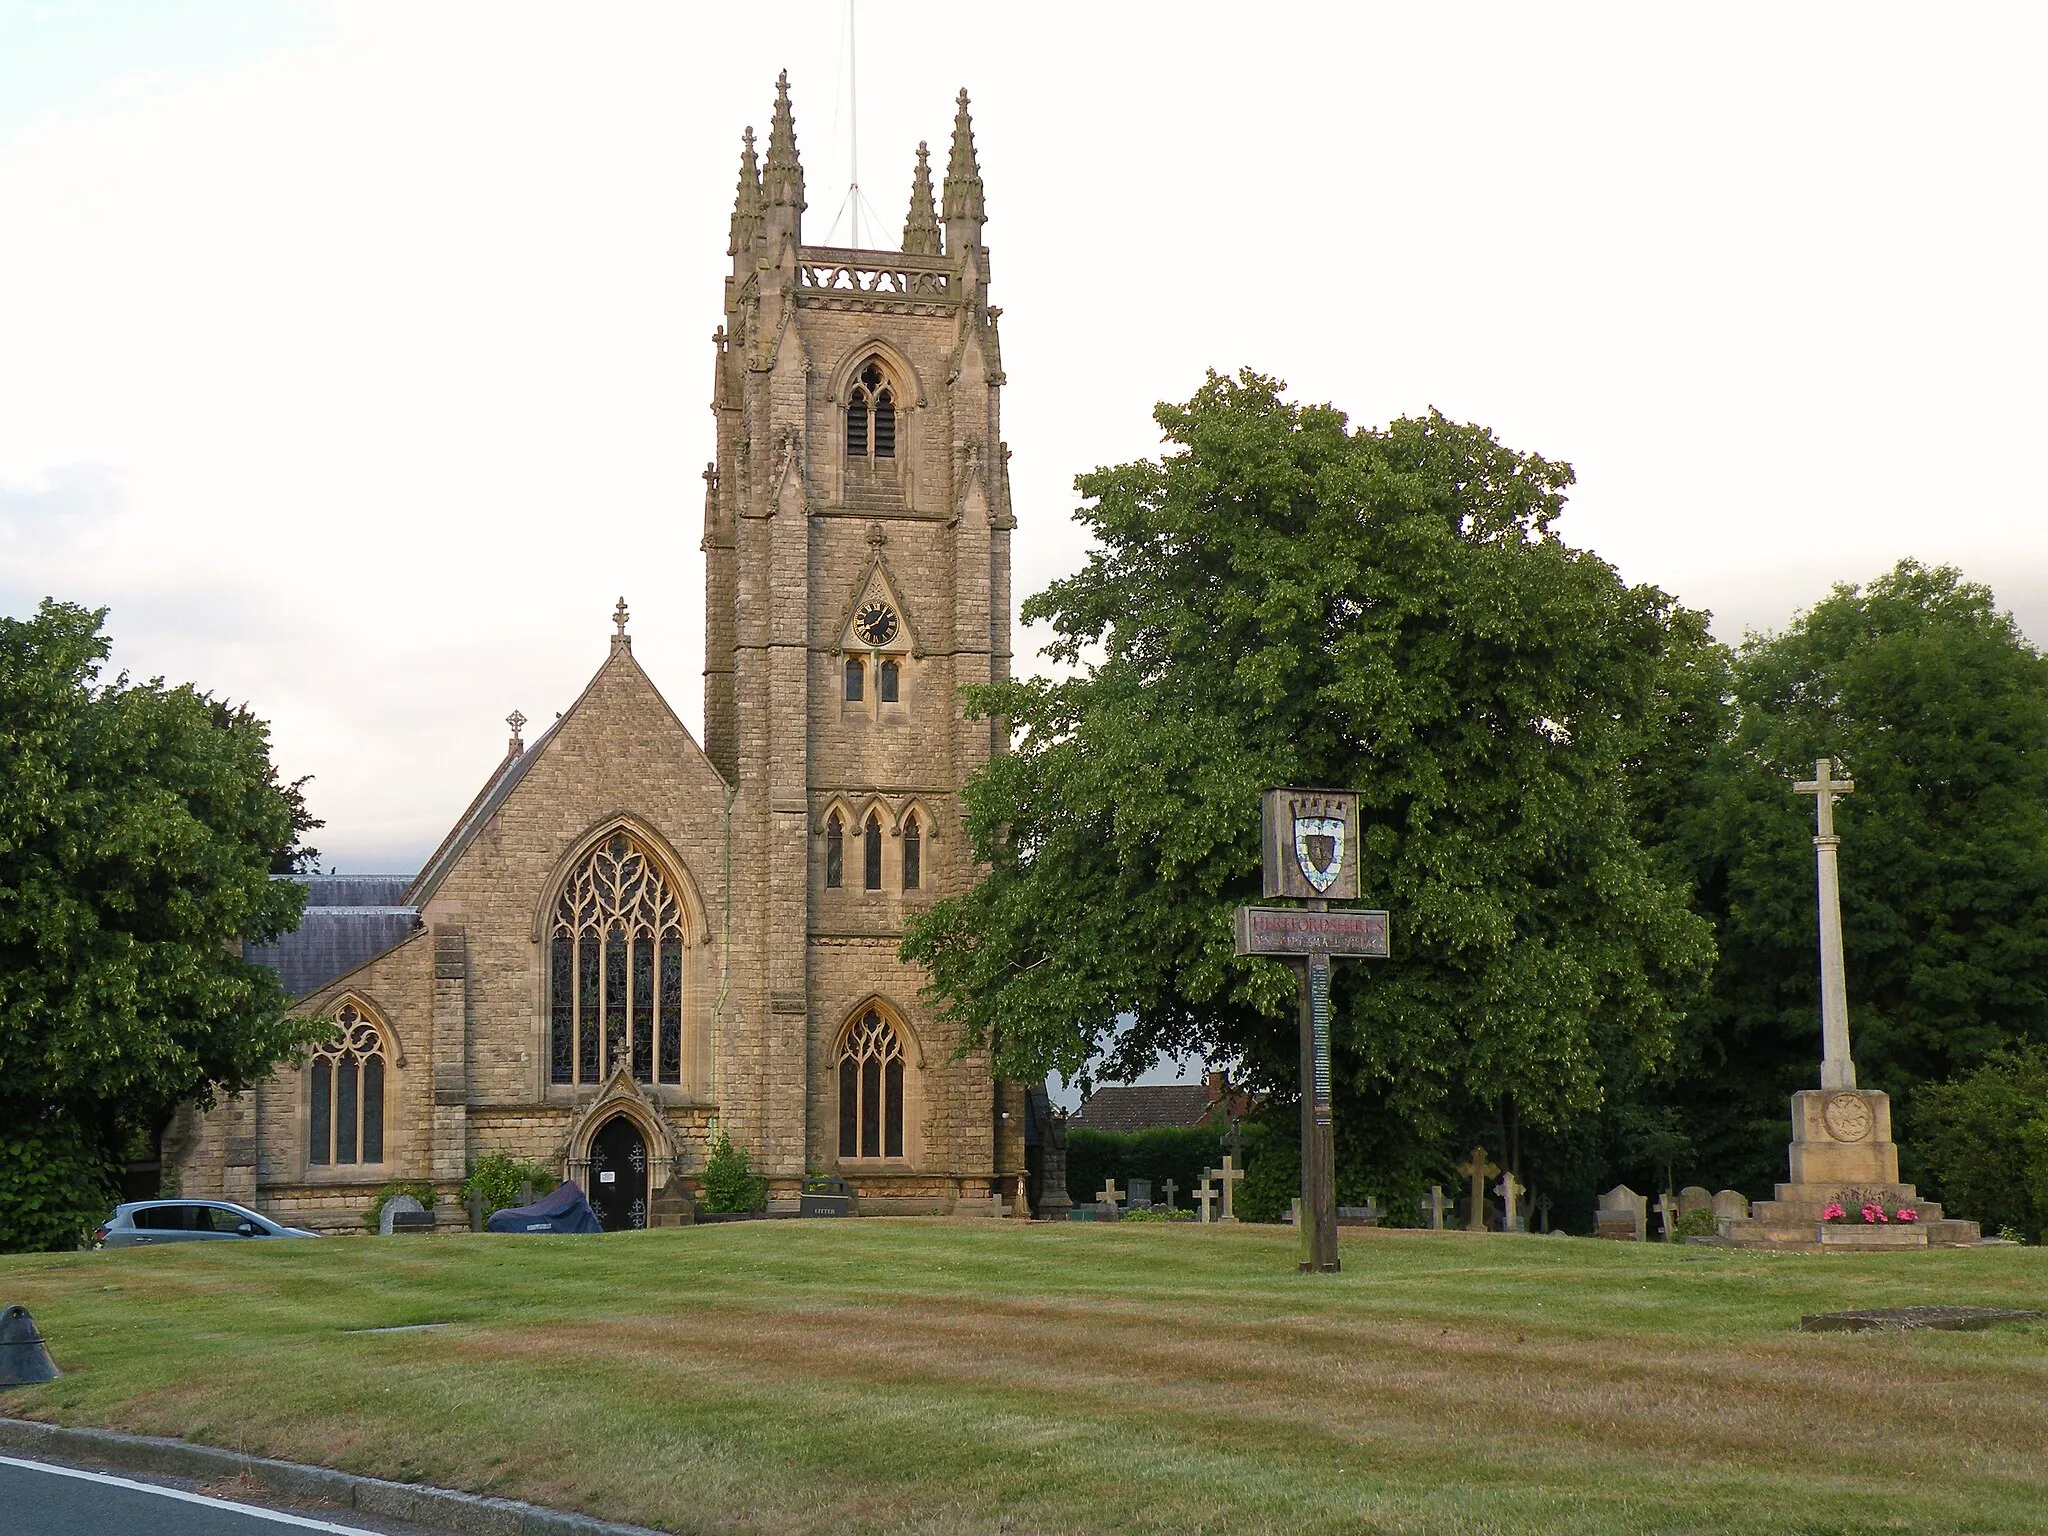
[1794,758,1858,1089]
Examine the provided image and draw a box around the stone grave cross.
[1457,1146,1500,1233]
[1655,1190,1679,1242]
[1794,757,1858,1090]
[1424,1184,1446,1230]
[1097,1178,1122,1211]
[1194,1174,1218,1223]
[1161,1179,1178,1213]
[1213,1156,1244,1223]
[1494,1170,1526,1233]
[1534,1192,1553,1234]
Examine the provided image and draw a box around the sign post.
[1235,790,1389,1273]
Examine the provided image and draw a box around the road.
[0,1455,403,1536]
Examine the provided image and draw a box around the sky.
[4,1,2046,888]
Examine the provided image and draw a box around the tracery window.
[878,658,899,703]
[825,812,844,889]
[309,1002,385,1167]
[549,832,686,1088]
[863,812,883,891]
[837,1008,905,1159]
[844,656,864,701]
[902,814,922,890]
[846,360,896,460]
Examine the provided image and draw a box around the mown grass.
[3,1222,2047,1534]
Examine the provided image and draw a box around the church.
[163,74,1045,1231]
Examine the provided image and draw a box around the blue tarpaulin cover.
[485,1180,603,1234]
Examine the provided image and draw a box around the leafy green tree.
[700,1131,766,1213]
[903,372,1715,1197]
[0,600,323,1250]
[1905,1044,2048,1242]
[1649,562,2048,1193]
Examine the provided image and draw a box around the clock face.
[853,600,899,647]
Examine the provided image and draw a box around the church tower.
[703,75,1018,1201]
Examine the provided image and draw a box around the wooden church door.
[589,1116,648,1231]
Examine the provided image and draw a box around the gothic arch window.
[844,656,864,701]
[825,812,844,889]
[902,812,922,890]
[878,657,900,703]
[863,812,883,891]
[549,831,686,1088]
[837,1007,905,1159]
[310,1002,386,1167]
[846,360,896,460]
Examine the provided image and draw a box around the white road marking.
[0,1453,384,1533]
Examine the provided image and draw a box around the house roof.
[244,875,422,1000]
[1068,1084,1217,1134]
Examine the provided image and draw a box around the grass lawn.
[3,1221,2046,1535]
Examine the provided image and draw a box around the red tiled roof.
[1069,1085,1216,1134]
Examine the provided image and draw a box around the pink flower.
[1822,1202,1845,1222]
[1861,1203,1888,1224]
[1895,1207,1918,1223]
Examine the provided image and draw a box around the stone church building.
[164,75,1045,1231]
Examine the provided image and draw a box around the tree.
[1648,562,2048,1194]
[1905,1044,2048,1243]
[903,372,1714,1199]
[0,600,324,1250]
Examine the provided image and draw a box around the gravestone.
[1287,1197,1302,1226]
[1654,1191,1679,1241]
[379,1194,427,1236]
[1595,1184,1647,1242]
[1678,1186,1714,1220]
[1457,1147,1499,1233]
[1213,1157,1244,1223]
[1097,1178,1123,1210]
[1534,1193,1554,1234]
[1194,1176,1218,1223]
[1711,1189,1750,1223]
[1336,1197,1382,1227]
[1494,1171,1526,1234]
[1423,1184,1446,1230]
[1160,1179,1178,1213]
[1126,1177,1153,1210]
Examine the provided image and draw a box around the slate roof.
[244,875,422,1000]
[1068,1084,1218,1134]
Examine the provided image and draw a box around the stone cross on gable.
[612,596,632,652]
[1457,1146,1499,1233]
[1424,1184,1446,1230]
[1194,1175,1218,1223]
[506,711,526,754]
[1794,757,1859,1090]
[1494,1170,1526,1234]
[1213,1156,1244,1223]
[1655,1190,1679,1241]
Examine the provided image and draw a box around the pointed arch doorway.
[589,1115,648,1231]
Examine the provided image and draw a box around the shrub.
[701,1131,767,1214]
[1673,1208,1718,1240]
[461,1154,556,1220]
[1906,1045,2048,1244]
[363,1180,438,1232]
[1120,1207,1194,1222]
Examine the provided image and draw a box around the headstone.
[1595,1184,1647,1242]
[1711,1188,1750,1222]
[379,1194,427,1236]
[1678,1186,1714,1220]
[1160,1179,1178,1213]
[1534,1193,1553,1234]
[1494,1170,1526,1234]
[1194,1175,1218,1223]
[1424,1184,1446,1230]
[1213,1156,1244,1223]
[1457,1146,1500,1233]
[1655,1190,1679,1241]
[1126,1177,1153,1210]
[1287,1197,1302,1226]
[1097,1178,1122,1210]
[1336,1197,1382,1227]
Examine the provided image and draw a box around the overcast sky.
[4,2,2045,879]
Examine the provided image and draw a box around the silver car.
[91,1200,320,1248]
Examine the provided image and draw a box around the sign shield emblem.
[1293,816,1345,894]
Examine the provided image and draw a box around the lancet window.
[309,1002,386,1167]
[844,656,864,701]
[548,832,685,1088]
[902,814,922,890]
[879,657,899,703]
[825,813,844,889]
[863,812,883,891]
[845,360,896,460]
[837,1008,905,1160]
